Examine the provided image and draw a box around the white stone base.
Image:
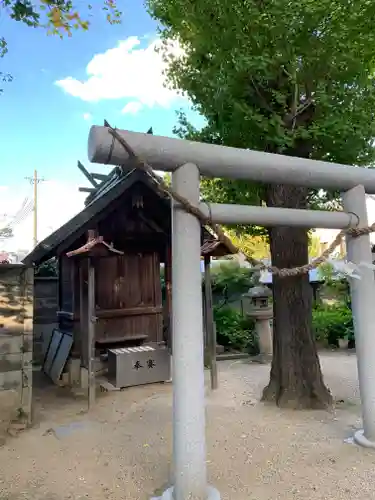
[151,485,220,500]
[353,429,375,448]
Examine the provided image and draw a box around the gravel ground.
[0,352,374,500]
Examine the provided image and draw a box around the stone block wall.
[0,265,33,439]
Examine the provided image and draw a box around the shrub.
[209,261,257,312]
[312,303,354,346]
[35,258,58,277]
[161,260,255,305]
[209,261,255,297]
[213,305,258,353]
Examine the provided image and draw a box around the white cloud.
[0,181,86,253]
[83,112,92,121]
[122,101,143,115]
[55,36,185,109]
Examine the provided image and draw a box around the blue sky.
[0,0,206,251]
[2,1,374,254]
[0,0,203,188]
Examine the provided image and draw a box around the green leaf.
[148,0,375,238]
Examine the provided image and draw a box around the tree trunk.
[262,184,333,409]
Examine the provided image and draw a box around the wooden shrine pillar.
[164,245,173,351]
[67,229,123,409]
[204,255,218,390]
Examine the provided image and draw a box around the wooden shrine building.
[23,166,235,387]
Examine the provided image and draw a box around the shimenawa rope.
[105,124,375,278]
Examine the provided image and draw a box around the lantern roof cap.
[245,285,272,298]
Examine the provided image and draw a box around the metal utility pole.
[25,170,45,248]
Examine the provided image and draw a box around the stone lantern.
[242,285,273,362]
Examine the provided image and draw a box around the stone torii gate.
[87,125,375,500]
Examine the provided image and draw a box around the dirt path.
[1,352,374,500]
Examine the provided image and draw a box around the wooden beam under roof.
[138,211,167,234]
[79,187,96,193]
[77,161,98,187]
[91,173,108,182]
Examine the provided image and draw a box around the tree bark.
[262,184,333,409]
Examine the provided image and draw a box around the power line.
[0,199,33,229]
[9,199,33,227]
[0,173,45,246]
[0,198,34,241]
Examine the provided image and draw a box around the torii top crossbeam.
[88,125,375,194]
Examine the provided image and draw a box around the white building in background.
[314,195,375,255]
[0,250,29,263]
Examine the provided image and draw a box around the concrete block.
[0,352,32,373]
[0,370,22,391]
[0,353,22,373]
[0,315,24,337]
[61,372,70,386]
[0,335,23,355]
[66,358,81,387]
[0,267,23,284]
[80,367,89,389]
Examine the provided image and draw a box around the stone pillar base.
[255,319,272,359]
[66,358,81,387]
[353,429,375,448]
[151,485,221,500]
